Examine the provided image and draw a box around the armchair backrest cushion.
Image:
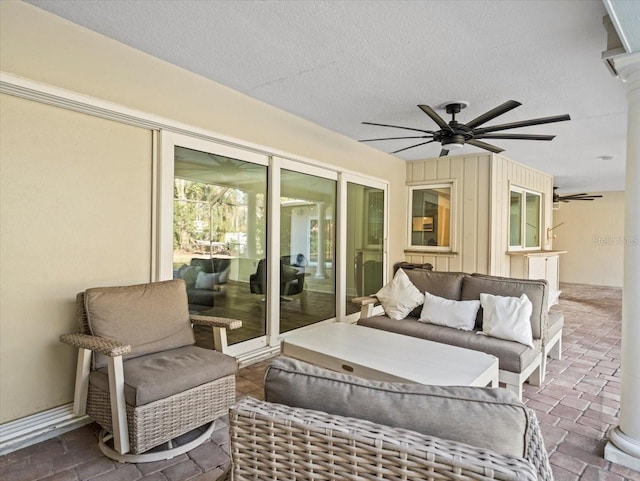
[462,274,548,339]
[265,356,530,458]
[84,279,195,369]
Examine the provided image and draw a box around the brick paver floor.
[1,282,638,480]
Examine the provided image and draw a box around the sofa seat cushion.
[85,280,195,369]
[547,310,564,340]
[89,345,237,406]
[358,316,540,373]
[265,356,531,458]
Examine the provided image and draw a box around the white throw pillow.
[195,271,215,289]
[480,293,534,347]
[375,269,424,320]
[418,292,480,331]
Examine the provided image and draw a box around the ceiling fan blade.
[362,121,435,134]
[472,114,571,134]
[474,133,556,141]
[359,135,433,142]
[464,100,521,129]
[439,149,450,157]
[418,105,453,132]
[562,195,603,200]
[466,139,504,153]
[390,140,436,154]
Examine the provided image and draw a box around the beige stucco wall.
[553,191,625,287]
[0,2,406,422]
[0,94,153,423]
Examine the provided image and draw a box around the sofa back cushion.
[85,279,195,369]
[265,356,530,457]
[461,274,548,339]
[401,270,467,317]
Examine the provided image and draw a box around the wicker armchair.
[229,356,554,481]
[230,397,541,481]
[59,279,241,463]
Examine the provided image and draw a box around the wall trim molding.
[0,404,91,456]
[0,72,388,185]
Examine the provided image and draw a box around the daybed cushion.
[265,356,530,457]
[85,279,195,369]
[358,315,539,373]
[89,345,237,406]
[462,274,548,339]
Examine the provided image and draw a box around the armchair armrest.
[59,333,131,357]
[190,315,242,330]
[351,296,378,306]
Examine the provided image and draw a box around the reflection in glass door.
[172,146,267,347]
[279,169,336,332]
[346,183,385,315]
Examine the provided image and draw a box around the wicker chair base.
[87,374,235,455]
[98,421,215,463]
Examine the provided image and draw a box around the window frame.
[508,185,542,251]
[406,182,455,252]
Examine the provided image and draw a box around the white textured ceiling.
[27,0,633,193]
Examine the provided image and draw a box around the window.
[509,186,542,250]
[408,184,452,250]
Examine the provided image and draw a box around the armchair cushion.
[89,345,237,406]
[85,279,195,368]
[265,356,530,457]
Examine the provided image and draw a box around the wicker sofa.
[353,269,564,399]
[229,357,553,481]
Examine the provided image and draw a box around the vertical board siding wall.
[406,154,553,276]
[490,155,554,276]
[406,154,492,273]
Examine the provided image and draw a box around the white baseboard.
[0,403,91,456]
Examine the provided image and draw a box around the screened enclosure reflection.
[172,146,268,345]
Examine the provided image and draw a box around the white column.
[605,52,640,471]
[314,202,328,279]
[246,191,257,259]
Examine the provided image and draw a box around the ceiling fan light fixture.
[442,133,466,150]
[442,141,464,150]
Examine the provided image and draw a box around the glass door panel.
[172,146,267,347]
[346,183,385,315]
[279,169,336,332]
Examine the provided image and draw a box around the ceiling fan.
[553,187,602,203]
[360,100,570,157]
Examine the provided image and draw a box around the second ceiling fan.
[360,100,570,157]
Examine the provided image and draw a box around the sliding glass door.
[159,132,387,357]
[169,143,269,353]
[343,175,387,317]
[279,168,336,332]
